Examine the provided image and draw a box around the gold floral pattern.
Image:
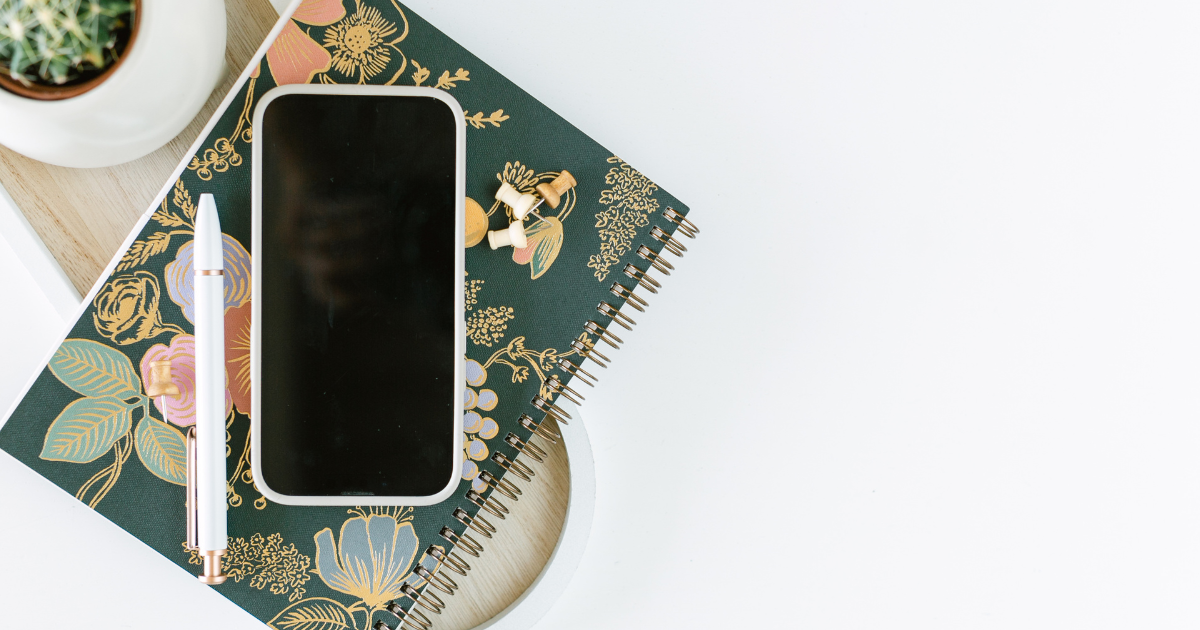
[92,271,183,345]
[118,179,195,272]
[466,306,514,347]
[587,156,661,281]
[184,533,312,602]
[324,0,403,83]
[187,75,257,181]
[481,334,587,393]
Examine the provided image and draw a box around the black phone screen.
[257,92,459,500]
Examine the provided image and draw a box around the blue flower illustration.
[313,513,419,609]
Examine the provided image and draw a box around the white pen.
[192,193,227,584]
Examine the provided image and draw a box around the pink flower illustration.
[224,302,252,417]
[140,334,231,427]
[265,0,344,85]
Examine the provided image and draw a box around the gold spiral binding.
[424,210,696,625]
[557,358,597,387]
[531,395,572,424]
[401,582,445,614]
[650,225,687,257]
[597,301,636,330]
[663,207,699,238]
[478,469,522,501]
[465,489,510,519]
[546,375,584,404]
[623,263,660,293]
[570,338,609,367]
[376,615,431,630]
[583,321,622,349]
[505,432,547,463]
[441,525,485,555]
[492,451,535,481]
[427,545,470,575]
[379,600,433,630]
[453,506,497,538]
[637,245,674,274]
[519,413,561,442]
[609,282,648,312]
[414,564,458,595]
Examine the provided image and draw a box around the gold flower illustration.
[324,0,403,83]
[92,271,183,345]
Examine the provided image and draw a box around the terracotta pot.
[0,1,143,101]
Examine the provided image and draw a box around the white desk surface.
[4,1,1200,628]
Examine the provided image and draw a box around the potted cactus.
[0,0,138,100]
[0,0,226,168]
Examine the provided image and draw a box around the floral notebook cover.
[0,1,691,627]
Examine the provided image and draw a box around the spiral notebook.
[0,0,696,628]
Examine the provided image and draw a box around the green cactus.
[0,0,133,87]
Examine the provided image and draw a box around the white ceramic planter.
[0,0,227,168]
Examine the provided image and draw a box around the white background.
[4,0,1200,627]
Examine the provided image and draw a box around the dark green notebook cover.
[0,1,692,627]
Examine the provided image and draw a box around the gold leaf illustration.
[40,396,131,464]
[268,597,354,630]
[134,416,187,485]
[464,109,510,129]
[411,59,429,85]
[433,68,469,89]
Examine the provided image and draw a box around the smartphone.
[250,85,465,506]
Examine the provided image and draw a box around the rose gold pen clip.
[145,359,226,584]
